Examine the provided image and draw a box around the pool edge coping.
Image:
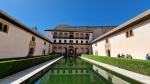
[0,56,63,84]
[80,56,150,84]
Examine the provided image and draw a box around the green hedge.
[82,54,150,76]
[0,54,61,79]
[0,54,60,62]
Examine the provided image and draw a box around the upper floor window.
[70,40,73,43]
[86,41,88,43]
[32,36,36,41]
[0,22,9,33]
[64,40,67,43]
[130,30,134,36]
[59,40,61,43]
[76,40,78,43]
[44,42,46,45]
[81,40,83,43]
[3,25,8,33]
[126,31,129,37]
[126,30,134,38]
[54,40,56,43]
[106,39,109,43]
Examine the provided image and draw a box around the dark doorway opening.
[107,49,111,57]
[28,47,34,56]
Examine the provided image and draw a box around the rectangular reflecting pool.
[24,57,142,84]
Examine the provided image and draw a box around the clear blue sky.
[0,0,150,35]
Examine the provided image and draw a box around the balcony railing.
[53,36,89,40]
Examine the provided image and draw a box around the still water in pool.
[28,57,141,84]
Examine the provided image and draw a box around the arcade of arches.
[52,45,89,56]
[53,32,89,39]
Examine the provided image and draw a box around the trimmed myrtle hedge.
[82,54,150,76]
[0,54,59,61]
[0,54,61,79]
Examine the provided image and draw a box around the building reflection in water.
[33,57,140,84]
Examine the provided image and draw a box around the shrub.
[0,54,61,79]
[82,54,150,76]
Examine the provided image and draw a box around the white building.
[0,10,52,58]
[1,9,150,60]
[45,25,115,56]
[92,9,150,60]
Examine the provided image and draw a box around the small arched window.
[32,36,35,41]
[3,25,8,32]
[106,39,109,43]
[0,22,2,31]
[126,31,129,37]
[130,30,133,36]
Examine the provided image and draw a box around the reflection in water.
[28,57,140,84]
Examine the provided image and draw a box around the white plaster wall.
[0,25,31,58]
[92,40,106,56]
[110,19,150,59]
[0,19,51,58]
[45,31,53,42]
[92,19,150,60]
[89,33,93,42]
[34,37,50,55]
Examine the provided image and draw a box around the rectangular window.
[32,36,35,41]
[70,40,73,43]
[44,42,46,45]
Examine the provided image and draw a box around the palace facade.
[45,25,115,56]
[0,9,150,60]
